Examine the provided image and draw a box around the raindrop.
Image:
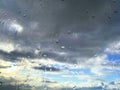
[73,86,77,90]
[114,10,118,13]
[91,15,95,19]
[112,0,116,3]
[42,53,47,57]
[55,40,59,44]
[101,82,105,89]
[85,10,89,14]
[61,46,65,49]
[37,46,41,50]
[68,46,72,49]
[67,30,72,34]
[27,56,30,58]
[39,64,42,66]
[25,9,28,12]
[44,86,47,89]
[0,81,3,86]
[18,10,21,14]
[34,49,40,55]
[1,21,4,25]
[23,14,27,17]
[108,16,112,20]
[50,68,52,71]
[94,54,97,57]
[74,64,77,67]
[31,61,35,63]
[101,82,105,86]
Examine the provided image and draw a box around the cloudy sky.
[0,0,120,90]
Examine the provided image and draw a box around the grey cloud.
[0,85,17,90]
[0,48,73,63]
[0,50,36,61]
[33,65,60,72]
[0,0,120,64]
[0,66,10,69]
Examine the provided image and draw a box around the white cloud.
[105,41,120,54]
[9,20,23,33]
[0,42,15,52]
[106,80,120,90]
[2,18,23,34]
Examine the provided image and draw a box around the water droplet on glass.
[39,63,42,66]
[67,30,72,34]
[74,64,77,67]
[35,49,40,55]
[44,86,47,89]
[61,46,65,49]
[91,15,95,19]
[27,56,30,58]
[50,68,52,71]
[23,14,27,17]
[114,10,118,13]
[69,46,72,49]
[0,21,4,25]
[55,40,59,44]
[42,53,47,57]
[0,81,3,86]
[18,10,21,14]
[73,86,77,90]
[85,10,89,14]
[112,0,116,3]
[108,16,112,20]
[31,61,35,63]
[94,54,97,57]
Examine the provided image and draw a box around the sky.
[0,0,120,90]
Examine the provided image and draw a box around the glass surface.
[0,0,120,90]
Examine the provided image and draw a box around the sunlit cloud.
[0,42,15,53]
[4,19,23,34]
[9,20,23,33]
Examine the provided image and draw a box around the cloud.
[0,50,36,61]
[0,42,15,53]
[6,20,23,33]
[0,56,119,89]
[33,65,60,72]
[0,0,120,89]
[0,0,120,61]
[105,80,120,90]
[0,0,120,69]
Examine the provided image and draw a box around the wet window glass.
[0,0,120,90]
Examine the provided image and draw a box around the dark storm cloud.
[0,50,35,61]
[0,0,120,63]
[0,47,73,63]
[33,65,60,72]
